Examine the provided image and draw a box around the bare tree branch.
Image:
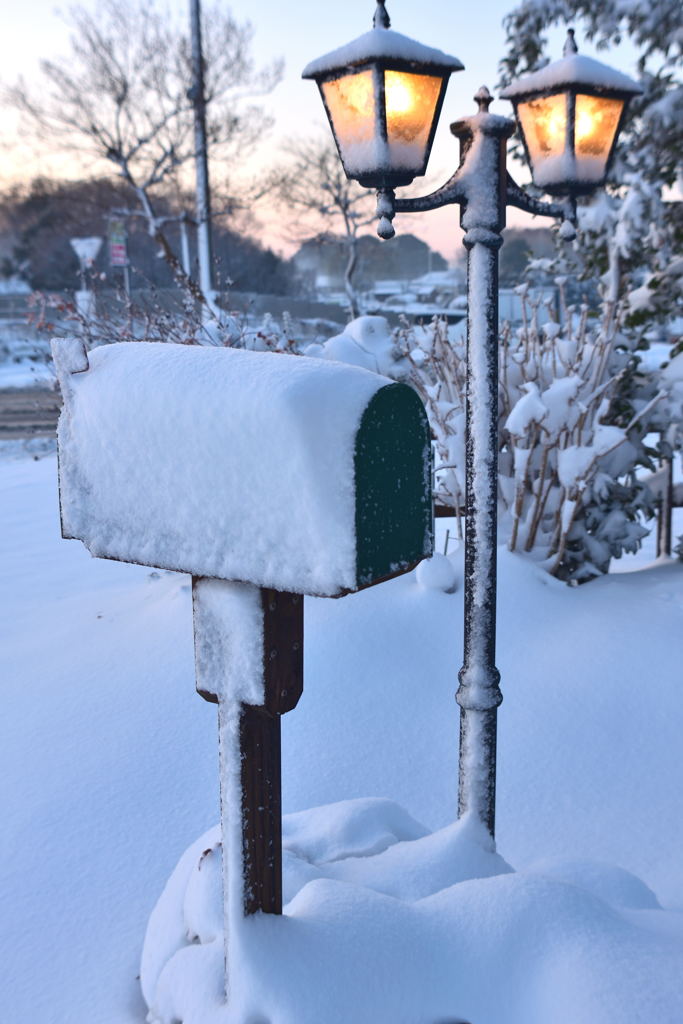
[2,0,282,316]
[266,137,376,319]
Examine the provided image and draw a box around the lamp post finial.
[563,28,578,57]
[474,86,493,113]
[374,1,390,29]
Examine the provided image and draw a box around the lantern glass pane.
[322,70,377,160]
[575,94,624,158]
[517,92,568,165]
[384,70,442,171]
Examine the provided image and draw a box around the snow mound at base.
[282,796,428,864]
[527,856,660,910]
[141,798,682,1024]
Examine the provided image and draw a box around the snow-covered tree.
[498,0,682,330]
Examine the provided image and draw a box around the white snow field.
[2,447,683,1023]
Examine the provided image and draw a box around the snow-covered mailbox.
[53,338,432,978]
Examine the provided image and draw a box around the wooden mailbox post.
[53,337,432,992]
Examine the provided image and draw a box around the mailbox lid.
[355,383,433,587]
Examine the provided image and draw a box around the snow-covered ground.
[0,329,55,389]
[0,359,55,389]
[1,444,682,1022]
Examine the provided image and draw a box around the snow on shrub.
[400,291,663,580]
[303,315,408,378]
[496,287,666,579]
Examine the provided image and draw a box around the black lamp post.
[305,0,641,840]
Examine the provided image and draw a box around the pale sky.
[0,0,640,261]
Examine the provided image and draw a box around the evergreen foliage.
[499,0,682,331]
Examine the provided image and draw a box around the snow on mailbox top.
[53,340,432,597]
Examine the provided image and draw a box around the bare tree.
[270,138,375,319]
[4,0,282,310]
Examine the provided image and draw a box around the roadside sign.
[108,218,129,267]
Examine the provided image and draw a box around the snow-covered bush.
[654,351,683,445]
[304,315,409,377]
[392,315,467,523]
[496,287,665,579]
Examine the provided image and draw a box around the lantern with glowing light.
[500,30,642,196]
[302,0,463,189]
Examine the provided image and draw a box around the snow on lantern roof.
[302,27,463,79]
[500,53,642,100]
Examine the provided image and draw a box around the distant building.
[362,268,467,324]
[292,232,449,300]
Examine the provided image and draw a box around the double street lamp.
[304,0,641,839]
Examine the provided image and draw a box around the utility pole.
[189,0,214,300]
[179,213,192,278]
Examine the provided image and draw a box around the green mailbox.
[53,338,433,596]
